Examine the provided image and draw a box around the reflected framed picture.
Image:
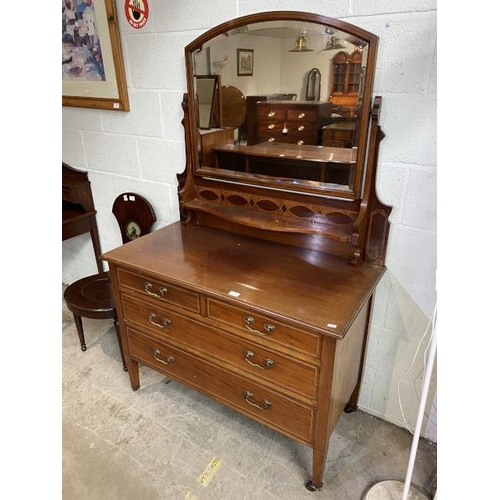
[237,49,254,76]
[62,0,129,111]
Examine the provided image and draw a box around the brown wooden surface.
[64,191,157,370]
[322,122,356,148]
[103,221,384,338]
[183,12,379,201]
[121,293,318,403]
[127,326,315,444]
[245,95,270,145]
[213,142,355,164]
[206,298,321,359]
[200,128,235,167]
[220,85,246,127]
[62,162,103,273]
[112,192,157,243]
[329,51,362,117]
[101,11,393,492]
[104,221,384,490]
[256,101,332,146]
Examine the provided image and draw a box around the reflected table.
[212,142,356,187]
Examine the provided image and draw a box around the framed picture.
[62,0,129,111]
[237,49,254,76]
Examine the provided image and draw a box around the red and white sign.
[125,0,149,29]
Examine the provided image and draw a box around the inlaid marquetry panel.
[196,187,357,227]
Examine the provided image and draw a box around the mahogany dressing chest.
[103,11,392,491]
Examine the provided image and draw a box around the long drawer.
[258,130,318,146]
[128,327,315,444]
[121,294,318,401]
[206,298,320,359]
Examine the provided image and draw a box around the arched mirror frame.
[183,11,379,201]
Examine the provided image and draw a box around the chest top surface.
[103,221,385,338]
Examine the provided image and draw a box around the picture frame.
[62,0,130,111]
[237,49,254,76]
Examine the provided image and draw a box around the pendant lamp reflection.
[324,36,346,51]
[289,29,313,52]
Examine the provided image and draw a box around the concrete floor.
[62,289,437,500]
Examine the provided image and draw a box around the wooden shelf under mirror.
[103,10,392,493]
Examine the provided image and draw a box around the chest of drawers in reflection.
[253,101,332,146]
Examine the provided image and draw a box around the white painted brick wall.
[62,0,437,442]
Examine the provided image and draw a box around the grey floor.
[62,288,437,500]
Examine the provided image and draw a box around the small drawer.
[286,109,316,121]
[121,295,318,400]
[257,107,286,120]
[323,139,342,148]
[206,299,320,359]
[260,121,282,131]
[117,269,200,313]
[257,131,317,146]
[286,130,318,145]
[128,328,314,444]
[329,130,354,140]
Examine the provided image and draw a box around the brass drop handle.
[153,349,174,365]
[244,350,274,370]
[297,140,304,145]
[243,390,272,410]
[298,112,305,118]
[268,124,275,129]
[268,110,275,117]
[145,282,168,298]
[267,137,275,142]
[243,316,275,336]
[148,312,172,328]
[297,125,305,131]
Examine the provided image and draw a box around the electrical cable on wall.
[397,303,437,434]
[364,305,437,500]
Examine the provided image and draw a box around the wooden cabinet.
[322,121,356,148]
[245,95,269,145]
[102,12,391,493]
[62,162,103,273]
[330,51,363,117]
[103,223,385,488]
[256,101,332,146]
[200,127,235,167]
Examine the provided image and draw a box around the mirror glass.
[187,15,376,198]
[306,68,321,101]
[195,76,219,129]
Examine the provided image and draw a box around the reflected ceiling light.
[323,36,346,51]
[289,29,313,52]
